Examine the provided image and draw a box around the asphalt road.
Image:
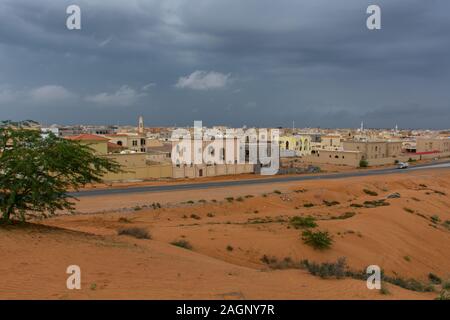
[72,161,450,198]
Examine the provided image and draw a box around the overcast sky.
[0,0,449,129]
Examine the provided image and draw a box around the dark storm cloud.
[0,0,449,128]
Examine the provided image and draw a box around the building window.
[132,140,138,146]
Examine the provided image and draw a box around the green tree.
[0,128,121,223]
[359,159,369,168]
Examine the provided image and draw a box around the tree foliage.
[0,128,121,222]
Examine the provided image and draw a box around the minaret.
[138,115,144,134]
[360,121,364,132]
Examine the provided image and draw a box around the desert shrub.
[364,199,389,208]
[118,217,132,223]
[151,202,162,209]
[236,197,244,202]
[302,230,333,250]
[206,212,215,218]
[226,245,234,252]
[171,239,193,250]
[380,285,391,295]
[403,207,414,213]
[273,190,282,194]
[359,159,369,168]
[190,214,201,220]
[363,189,378,196]
[332,212,356,220]
[225,197,234,202]
[290,216,317,229]
[428,273,442,284]
[383,276,434,292]
[198,199,207,203]
[303,203,314,208]
[300,257,347,279]
[117,227,151,239]
[403,255,411,262]
[442,280,450,290]
[430,215,440,223]
[260,255,300,269]
[245,195,254,198]
[435,290,450,300]
[323,200,340,206]
[350,203,363,208]
[134,206,142,211]
[186,200,195,204]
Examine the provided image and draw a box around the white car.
[397,162,409,169]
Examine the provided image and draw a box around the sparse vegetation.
[331,212,356,220]
[323,200,340,207]
[117,227,151,239]
[190,214,201,220]
[118,217,132,223]
[380,285,391,295]
[428,273,442,284]
[273,190,282,194]
[363,199,390,208]
[236,197,244,202]
[289,216,317,229]
[431,215,440,224]
[226,245,234,252]
[303,203,314,208]
[302,230,333,250]
[403,255,411,262]
[350,203,363,208]
[363,189,378,196]
[225,197,234,202]
[403,207,414,214]
[300,257,347,279]
[171,239,193,250]
[206,212,215,218]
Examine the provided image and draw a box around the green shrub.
[117,227,151,239]
[290,216,317,229]
[359,159,369,168]
[302,230,333,250]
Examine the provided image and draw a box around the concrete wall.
[172,163,254,179]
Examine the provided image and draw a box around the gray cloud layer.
[0,0,449,129]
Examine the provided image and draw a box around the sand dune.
[1,169,450,299]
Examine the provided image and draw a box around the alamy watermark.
[170,121,280,175]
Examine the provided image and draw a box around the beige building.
[279,135,311,157]
[343,140,403,160]
[416,137,450,153]
[306,140,403,167]
[65,134,109,154]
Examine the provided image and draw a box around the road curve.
[72,161,450,198]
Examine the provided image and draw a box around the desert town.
[1,118,450,300]
[3,118,449,182]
